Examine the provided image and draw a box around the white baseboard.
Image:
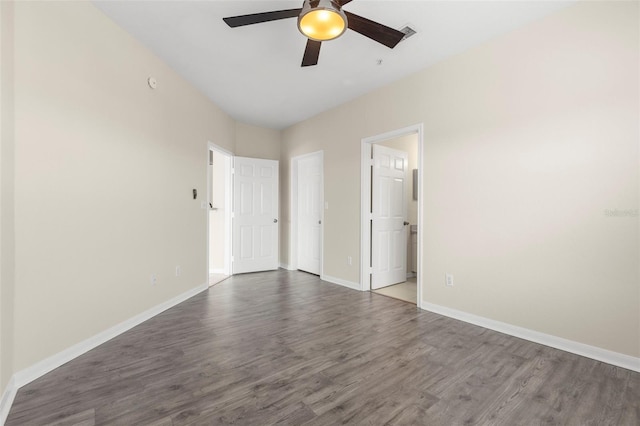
[321,274,361,291]
[0,376,17,426]
[6,282,209,418]
[421,301,640,373]
[279,262,294,271]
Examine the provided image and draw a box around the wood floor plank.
[46,408,95,426]
[6,270,639,425]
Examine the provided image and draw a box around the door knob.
[274,219,278,223]
[403,221,410,226]
[318,220,322,225]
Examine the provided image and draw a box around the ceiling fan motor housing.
[298,0,348,41]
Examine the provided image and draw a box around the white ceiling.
[93,1,574,129]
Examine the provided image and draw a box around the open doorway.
[207,143,232,286]
[360,125,423,307]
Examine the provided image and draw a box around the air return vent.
[399,26,417,41]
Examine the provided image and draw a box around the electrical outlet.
[151,274,157,286]
[347,256,352,266]
[445,273,454,287]
[175,266,181,277]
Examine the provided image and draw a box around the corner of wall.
[234,121,283,161]
[0,0,16,397]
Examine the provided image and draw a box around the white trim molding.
[321,274,361,291]
[0,376,17,425]
[3,282,209,421]
[422,301,640,373]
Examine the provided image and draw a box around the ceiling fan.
[223,0,406,67]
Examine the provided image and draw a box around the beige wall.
[281,1,639,357]
[11,1,236,372]
[0,0,16,392]
[235,122,281,161]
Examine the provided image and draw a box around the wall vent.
[399,26,417,41]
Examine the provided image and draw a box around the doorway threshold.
[209,273,230,287]
[372,278,417,304]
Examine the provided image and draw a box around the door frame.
[206,142,233,280]
[289,150,324,274]
[360,124,424,308]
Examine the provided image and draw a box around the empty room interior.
[0,0,638,424]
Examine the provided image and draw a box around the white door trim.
[207,142,233,279]
[360,124,424,308]
[289,150,324,274]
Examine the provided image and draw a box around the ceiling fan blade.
[223,8,301,28]
[344,11,405,49]
[301,39,322,67]
[339,0,354,5]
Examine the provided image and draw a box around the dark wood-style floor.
[7,270,640,425]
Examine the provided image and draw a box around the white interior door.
[297,153,322,275]
[232,156,279,274]
[371,145,408,289]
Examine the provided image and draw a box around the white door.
[298,153,322,275]
[371,145,408,289]
[232,157,279,274]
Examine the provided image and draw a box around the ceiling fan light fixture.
[298,0,347,42]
